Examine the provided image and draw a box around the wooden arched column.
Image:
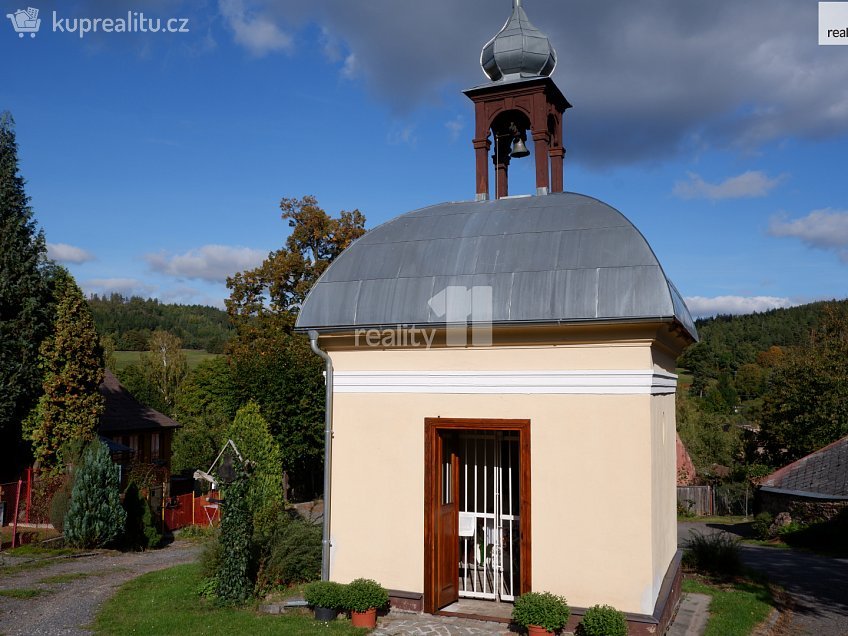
[465,76,570,200]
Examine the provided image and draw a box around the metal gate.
[455,431,520,601]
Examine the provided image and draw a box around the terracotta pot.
[527,626,552,636]
[351,607,377,629]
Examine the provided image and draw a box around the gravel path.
[679,521,848,636]
[0,540,200,636]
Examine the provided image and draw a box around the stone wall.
[757,490,848,524]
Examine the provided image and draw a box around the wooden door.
[435,435,459,609]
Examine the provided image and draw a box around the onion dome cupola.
[481,0,557,81]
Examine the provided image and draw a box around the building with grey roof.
[294,2,695,632]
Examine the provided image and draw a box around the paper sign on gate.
[458,512,476,537]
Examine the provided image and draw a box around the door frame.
[424,418,531,613]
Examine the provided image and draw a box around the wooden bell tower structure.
[464,0,571,200]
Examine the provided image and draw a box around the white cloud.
[145,244,266,283]
[684,295,794,317]
[445,115,464,143]
[673,171,784,200]
[387,123,417,147]
[768,209,848,261]
[341,53,360,79]
[47,242,95,264]
[84,278,156,298]
[241,0,848,166]
[218,0,292,57]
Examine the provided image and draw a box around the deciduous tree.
[761,304,848,463]
[139,330,188,415]
[226,195,365,324]
[225,196,365,498]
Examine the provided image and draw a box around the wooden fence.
[677,485,714,516]
[163,492,220,531]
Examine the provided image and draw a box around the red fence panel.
[163,492,220,531]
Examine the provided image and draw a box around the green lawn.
[113,350,220,371]
[683,576,774,636]
[0,588,47,599]
[93,563,366,636]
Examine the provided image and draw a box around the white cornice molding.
[333,370,677,395]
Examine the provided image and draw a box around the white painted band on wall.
[333,370,678,395]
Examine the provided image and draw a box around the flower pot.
[314,606,338,621]
[527,626,552,636]
[351,607,378,628]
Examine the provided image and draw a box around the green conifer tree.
[27,270,105,471]
[0,112,52,478]
[64,440,126,548]
[228,401,283,518]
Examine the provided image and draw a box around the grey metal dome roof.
[296,193,697,341]
[481,0,557,82]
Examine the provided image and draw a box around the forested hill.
[87,294,233,352]
[679,298,848,393]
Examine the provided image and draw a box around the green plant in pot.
[576,604,628,636]
[343,578,389,629]
[304,580,345,621]
[512,591,571,635]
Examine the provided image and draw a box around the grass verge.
[93,562,367,636]
[683,576,774,636]
[39,570,101,585]
[0,588,48,599]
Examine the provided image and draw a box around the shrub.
[215,466,254,605]
[254,510,322,593]
[304,581,345,610]
[49,486,71,533]
[64,440,126,548]
[121,483,161,550]
[512,591,571,632]
[342,578,389,613]
[683,531,742,580]
[752,512,773,539]
[577,604,628,636]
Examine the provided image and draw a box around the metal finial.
[481,0,556,81]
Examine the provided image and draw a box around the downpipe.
[308,330,333,581]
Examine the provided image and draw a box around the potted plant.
[576,604,628,636]
[512,591,571,635]
[343,578,389,629]
[304,580,345,621]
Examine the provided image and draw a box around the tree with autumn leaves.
[221,195,365,497]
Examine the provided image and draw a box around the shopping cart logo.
[6,7,41,38]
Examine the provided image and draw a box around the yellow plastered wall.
[325,341,676,615]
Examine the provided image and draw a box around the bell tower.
[464,0,571,200]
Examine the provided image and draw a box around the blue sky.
[2,0,847,316]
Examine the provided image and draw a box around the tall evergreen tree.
[27,270,105,471]
[0,112,52,478]
[228,401,283,518]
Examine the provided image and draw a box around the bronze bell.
[510,137,530,158]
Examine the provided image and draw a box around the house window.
[151,433,160,461]
[128,434,139,455]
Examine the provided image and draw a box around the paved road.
[679,521,848,636]
[0,540,200,635]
